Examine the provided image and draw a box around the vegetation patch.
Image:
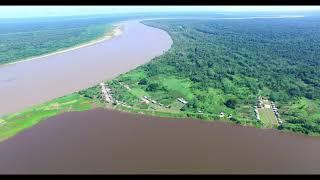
[258,108,278,128]
[0,93,98,142]
[0,17,117,65]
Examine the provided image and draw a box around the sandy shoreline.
[0,24,124,68]
[0,15,302,68]
[0,20,172,116]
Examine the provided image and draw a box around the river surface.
[0,20,172,116]
[1,16,320,174]
[0,108,319,174]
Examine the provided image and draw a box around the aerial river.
[0,20,172,116]
[0,108,320,174]
[1,17,320,174]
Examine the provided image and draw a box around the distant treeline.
[0,16,121,65]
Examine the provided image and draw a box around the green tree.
[146,83,159,92]
[138,78,148,85]
[225,99,237,109]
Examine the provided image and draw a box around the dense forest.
[80,17,320,135]
[0,16,120,65]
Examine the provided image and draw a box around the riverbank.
[1,15,320,174]
[1,16,318,143]
[0,20,173,142]
[0,93,101,142]
[0,20,172,116]
[93,17,319,137]
[1,108,320,174]
[0,24,123,68]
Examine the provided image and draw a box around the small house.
[140,97,150,104]
[177,98,188,104]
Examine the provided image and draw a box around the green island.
[1,17,320,142]
[0,17,116,65]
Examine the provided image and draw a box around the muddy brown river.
[1,17,320,174]
[0,20,172,116]
[0,108,319,174]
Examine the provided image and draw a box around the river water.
[0,108,319,174]
[1,17,320,174]
[0,20,172,116]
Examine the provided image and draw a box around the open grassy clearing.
[258,108,278,128]
[160,76,194,100]
[0,93,98,142]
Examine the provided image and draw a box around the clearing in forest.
[257,99,279,128]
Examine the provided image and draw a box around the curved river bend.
[1,18,320,174]
[0,20,172,116]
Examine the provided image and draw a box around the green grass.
[258,108,278,128]
[169,100,185,111]
[0,93,97,142]
[114,103,217,122]
[0,119,6,125]
[160,76,194,100]
[119,69,147,85]
[281,97,320,124]
[130,87,149,97]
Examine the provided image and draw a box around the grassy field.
[160,76,194,100]
[0,93,98,142]
[258,108,278,128]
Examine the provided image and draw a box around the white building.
[177,98,188,104]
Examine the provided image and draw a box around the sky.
[0,6,320,19]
